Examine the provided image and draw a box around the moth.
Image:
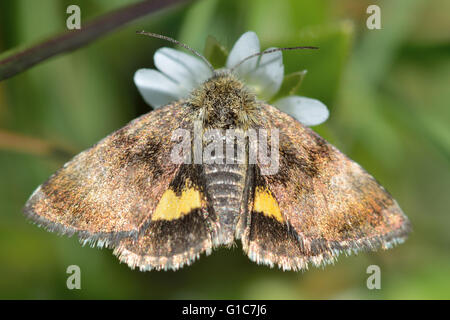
[24,33,411,271]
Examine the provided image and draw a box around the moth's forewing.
[24,103,188,246]
[242,103,411,271]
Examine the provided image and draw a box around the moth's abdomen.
[204,161,247,245]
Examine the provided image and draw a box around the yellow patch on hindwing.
[253,186,284,222]
[152,179,204,221]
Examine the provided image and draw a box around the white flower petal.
[274,96,329,126]
[154,47,213,91]
[134,69,189,108]
[245,47,284,100]
[226,31,260,76]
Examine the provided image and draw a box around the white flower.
[134,31,329,126]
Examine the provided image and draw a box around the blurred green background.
[0,0,449,299]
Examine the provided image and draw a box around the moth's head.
[188,71,257,129]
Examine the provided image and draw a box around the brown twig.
[0,129,75,159]
[0,0,191,81]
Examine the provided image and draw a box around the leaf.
[271,70,307,102]
[279,21,355,108]
[203,35,228,69]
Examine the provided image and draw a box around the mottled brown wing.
[242,104,411,271]
[24,103,190,246]
[113,164,216,271]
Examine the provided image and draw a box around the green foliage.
[0,0,449,299]
[203,35,228,69]
[270,70,308,102]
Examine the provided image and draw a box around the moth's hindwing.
[23,103,189,246]
[113,164,215,271]
[242,166,309,271]
[241,104,411,271]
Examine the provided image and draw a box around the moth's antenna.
[230,46,319,72]
[137,31,215,73]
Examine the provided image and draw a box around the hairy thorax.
[188,73,259,130]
